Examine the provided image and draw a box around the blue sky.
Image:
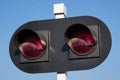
[0,0,120,80]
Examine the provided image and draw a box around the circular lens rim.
[65,24,97,56]
[15,29,47,60]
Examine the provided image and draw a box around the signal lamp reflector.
[16,29,46,60]
[65,24,96,56]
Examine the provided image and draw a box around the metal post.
[57,72,67,80]
[53,3,67,80]
[53,3,67,19]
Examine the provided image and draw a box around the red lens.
[18,32,46,59]
[65,24,96,55]
[68,31,95,55]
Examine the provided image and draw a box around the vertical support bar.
[53,3,67,80]
[53,3,67,19]
[57,72,67,80]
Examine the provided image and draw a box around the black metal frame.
[9,16,112,73]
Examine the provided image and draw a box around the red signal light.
[9,16,112,73]
[65,24,96,55]
[15,29,46,60]
[19,35,46,59]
